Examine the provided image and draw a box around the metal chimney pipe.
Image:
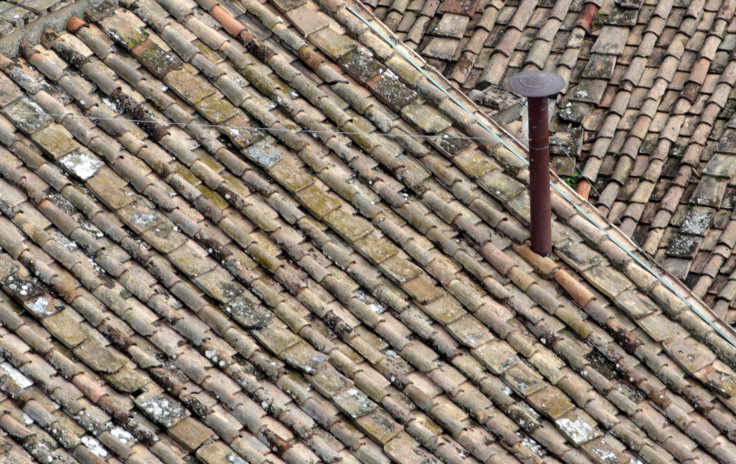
[508,71,565,256]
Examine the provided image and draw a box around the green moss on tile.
[241,66,280,95]
[168,242,216,277]
[0,72,22,107]
[353,234,399,264]
[356,409,401,444]
[526,386,575,420]
[340,49,385,82]
[193,39,225,64]
[268,154,314,192]
[296,183,342,218]
[73,337,127,374]
[478,169,525,199]
[254,322,302,354]
[171,163,200,185]
[105,365,148,393]
[323,208,373,241]
[101,14,150,49]
[401,102,452,134]
[42,309,88,348]
[309,27,356,60]
[31,125,79,159]
[198,185,229,211]
[164,65,215,104]
[379,254,422,283]
[135,42,183,79]
[422,296,466,324]
[196,94,238,124]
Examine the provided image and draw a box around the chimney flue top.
[508,71,564,257]
[508,71,565,98]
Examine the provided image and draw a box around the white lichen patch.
[87,257,106,276]
[129,211,159,228]
[555,417,600,445]
[137,394,188,427]
[224,294,271,328]
[6,277,33,297]
[342,387,375,418]
[80,220,104,238]
[59,151,104,180]
[521,435,546,457]
[294,352,326,375]
[29,440,53,464]
[681,209,713,235]
[26,296,60,318]
[369,302,386,313]
[264,98,278,110]
[354,289,387,313]
[110,426,136,444]
[245,140,283,168]
[57,234,78,251]
[227,454,247,464]
[592,447,617,463]
[81,436,108,458]
[1,362,34,388]
[385,349,400,359]
[102,97,120,113]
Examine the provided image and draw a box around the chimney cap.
[508,71,565,98]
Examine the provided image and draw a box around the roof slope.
[364,0,736,324]
[0,0,732,464]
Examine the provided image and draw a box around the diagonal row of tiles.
[0,0,730,464]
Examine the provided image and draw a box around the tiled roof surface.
[0,0,733,463]
[364,0,736,325]
[0,0,71,36]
